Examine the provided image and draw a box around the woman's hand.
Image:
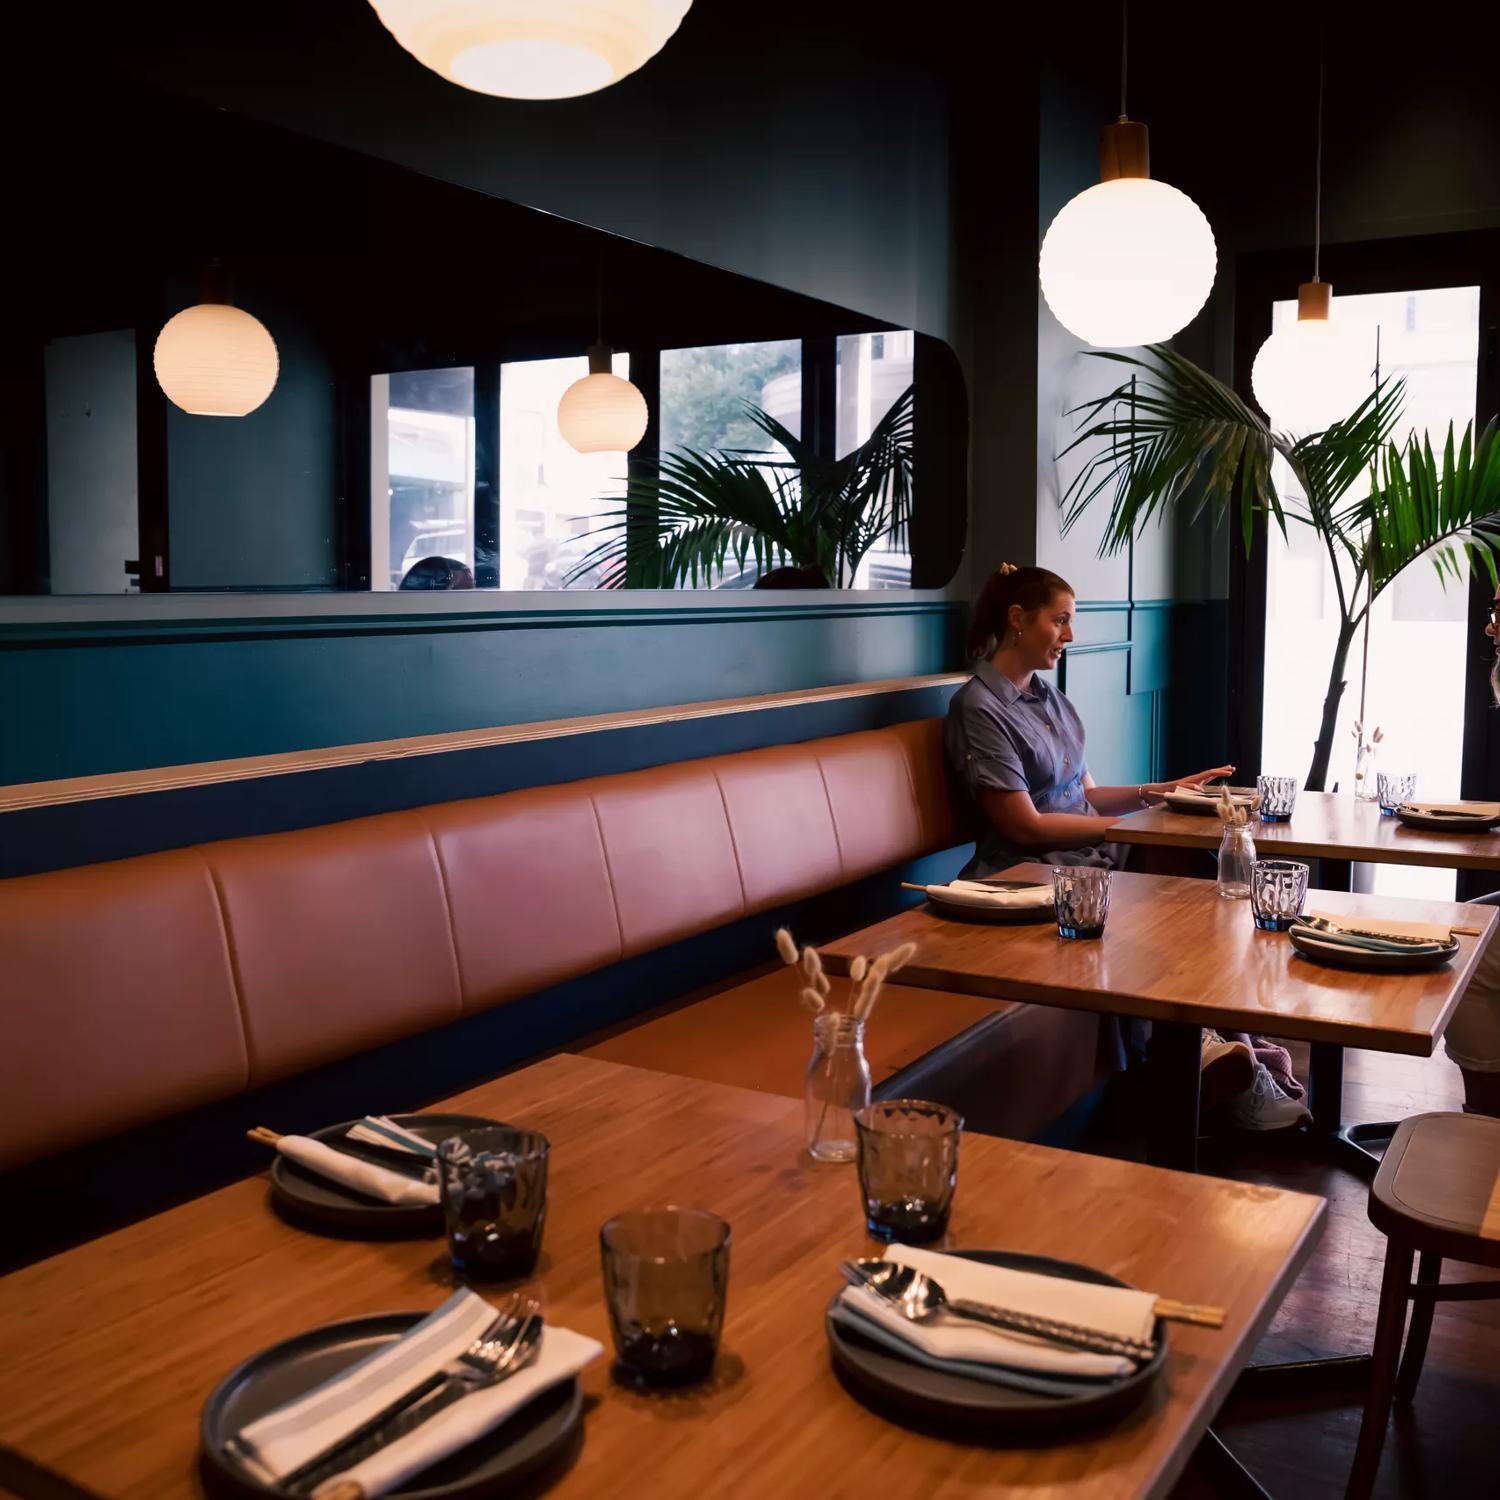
[1143,765,1236,799]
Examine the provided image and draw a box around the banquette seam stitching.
[893,732,927,851]
[711,768,749,916]
[588,794,627,961]
[420,813,467,1016]
[195,845,256,1088]
[814,753,846,878]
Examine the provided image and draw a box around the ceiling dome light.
[558,344,648,453]
[1040,120,1217,348]
[153,302,279,418]
[367,1,694,100]
[1251,281,1371,433]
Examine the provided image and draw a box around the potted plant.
[1060,346,1500,790]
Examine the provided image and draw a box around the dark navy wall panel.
[0,679,963,878]
[0,600,961,786]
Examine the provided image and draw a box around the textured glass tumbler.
[438,1128,549,1283]
[854,1100,963,1244]
[1250,859,1310,931]
[1377,771,1417,816]
[600,1208,731,1387]
[1257,775,1298,823]
[1052,865,1112,939]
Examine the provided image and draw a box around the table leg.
[1145,1021,1201,1173]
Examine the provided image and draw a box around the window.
[836,331,915,588]
[1260,285,1480,899]
[498,353,631,590]
[370,368,475,591]
[659,340,801,458]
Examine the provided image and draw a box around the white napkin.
[274,1135,439,1206]
[1403,799,1500,819]
[922,880,1052,910]
[231,1290,601,1498]
[838,1245,1156,1380]
[1166,786,1253,805]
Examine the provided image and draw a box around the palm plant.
[1060,345,1500,790]
[565,384,913,590]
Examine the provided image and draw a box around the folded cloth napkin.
[835,1245,1156,1381]
[273,1135,439,1206]
[231,1290,602,1498]
[1292,927,1448,957]
[1403,800,1500,819]
[1304,909,1453,946]
[923,880,1053,910]
[345,1116,440,1158]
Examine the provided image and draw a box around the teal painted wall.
[0,600,960,784]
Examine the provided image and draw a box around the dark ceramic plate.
[1396,807,1500,833]
[1287,927,1458,972]
[269,1113,505,1237]
[924,882,1055,926]
[825,1250,1167,1439]
[200,1312,582,1500]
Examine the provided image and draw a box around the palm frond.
[1059,345,1283,556]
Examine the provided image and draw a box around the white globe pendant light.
[153,268,279,418]
[1251,282,1371,433]
[558,343,649,453]
[367,1,694,101]
[1249,42,1372,433]
[1039,4,1216,348]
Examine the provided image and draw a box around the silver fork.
[277,1298,539,1494]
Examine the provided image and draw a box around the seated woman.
[1443,587,1500,1117]
[945,562,1308,1130]
[944,563,1229,879]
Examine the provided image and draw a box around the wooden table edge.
[1138,1192,1327,1500]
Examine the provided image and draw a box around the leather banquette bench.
[0,719,1107,1227]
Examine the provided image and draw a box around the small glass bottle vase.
[805,1013,871,1162]
[1353,742,1379,802]
[1217,823,1256,900]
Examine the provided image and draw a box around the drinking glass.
[1256,775,1298,823]
[438,1128,549,1283]
[854,1099,963,1244]
[1052,865,1111,939]
[1249,858,1310,931]
[600,1208,731,1386]
[1377,771,1417,817]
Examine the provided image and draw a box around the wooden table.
[0,1055,1324,1500]
[1111,793,1500,874]
[1110,794,1500,1170]
[822,866,1498,1171]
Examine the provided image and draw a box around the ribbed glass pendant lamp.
[558,259,649,453]
[1039,1,1217,348]
[153,263,279,418]
[367,1,694,100]
[1250,40,1371,432]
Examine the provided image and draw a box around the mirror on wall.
[1,82,967,597]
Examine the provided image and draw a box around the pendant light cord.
[1313,28,1324,281]
[1119,0,1128,121]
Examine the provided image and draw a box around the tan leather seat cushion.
[0,719,962,1170]
[206,812,462,1085]
[0,850,246,1172]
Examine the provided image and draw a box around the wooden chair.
[1346,1112,1500,1499]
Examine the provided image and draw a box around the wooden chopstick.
[900,882,931,892]
[1153,1298,1224,1327]
[246,1126,283,1146]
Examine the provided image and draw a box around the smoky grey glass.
[854,1099,963,1245]
[438,1128,549,1283]
[1052,865,1112,940]
[1250,858,1310,931]
[1256,775,1298,822]
[600,1208,731,1387]
[1377,771,1417,816]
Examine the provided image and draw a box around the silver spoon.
[839,1259,1155,1363]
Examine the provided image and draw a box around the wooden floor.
[1168,1045,1500,1499]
